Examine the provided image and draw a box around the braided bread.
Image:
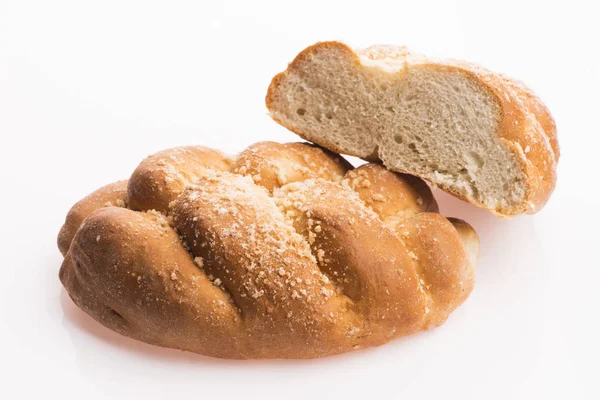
[266,41,559,217]
[58,141,478,359]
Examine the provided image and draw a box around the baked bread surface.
[266,41,559,217]
[59,141,478,359]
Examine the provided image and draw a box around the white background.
[1,0,598,398]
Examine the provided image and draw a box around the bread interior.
[272,51,526,211]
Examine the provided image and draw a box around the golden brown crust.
[266,41,559,217]
[61,208,244,358]
[59,141,478,359]
[127,146,232,212]
[343,163,439,218]
[232,141,352,191]
[57,180,128,256]
[502,76,559,159]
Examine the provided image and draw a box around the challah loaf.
[266,41,559,217]
[58,141,478,359]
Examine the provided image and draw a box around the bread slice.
[266,41,559,217]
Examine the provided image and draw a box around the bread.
[266,41,559,217]
[58,141,478,359]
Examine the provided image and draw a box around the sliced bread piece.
[266,41,558,217]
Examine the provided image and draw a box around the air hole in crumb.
[408,143,417,151]
[386,106,394,112]
[381,84,388,90]
[453,85,461,93]
[415,136,423,142]
[405,94,417,102]
[459,168,469,176]
[393,135,403,144]
[503,183,509,191]
[315,114,322,123]
[296,108,306,116]
[109,309,124,319]
[325,113,333,120]
[366,145,380,160]
[467,151,485,169]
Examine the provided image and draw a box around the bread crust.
[59,141,478,359]
[266,41,559,217]
[57,180,128,256]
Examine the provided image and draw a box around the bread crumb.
[372,193,385,202]
[347,327,361,337]
[170,271,177,281]
[96,235,101,242]
[277,170,287,185]
[317,249,325,262]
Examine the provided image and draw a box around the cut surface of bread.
[58,141,478,359]
[266,42,559,217]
